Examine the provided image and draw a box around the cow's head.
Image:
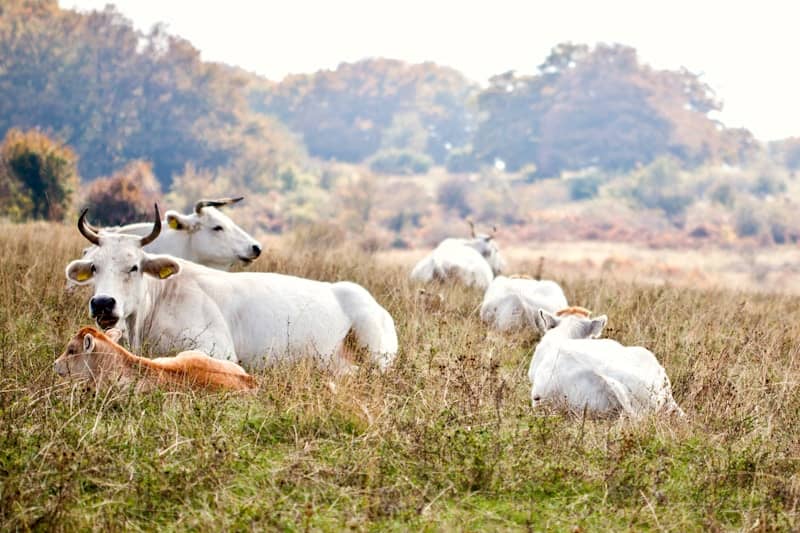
[464,220,506,275]
[534,308,607,339]
[66,205,181,332]
[165,197,261,269]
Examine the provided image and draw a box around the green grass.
[1,222,799,530]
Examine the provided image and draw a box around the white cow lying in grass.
[82,197,261,270]
[528,307,684,418]
[66,206,398,373]
[410,222,506,290]
[480,275,568,331]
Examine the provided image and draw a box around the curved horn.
[78,209,101,245]
[466,218,476,238]
[194,196,244,215]
[84,220,101,233]
[140,204,161,247]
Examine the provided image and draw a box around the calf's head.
[54,327,122,380]
[165,197,261,268]
[66,206,180,331]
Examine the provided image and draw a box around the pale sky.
[62,0,800,141]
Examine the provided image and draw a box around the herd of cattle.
[54,198,683,419]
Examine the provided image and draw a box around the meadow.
[1,222,799,531]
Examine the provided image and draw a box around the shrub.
[627,157,692,220]
[568,174,604,201]
[82,161,162,226]
[437,177,472,217]
[733,203,763,238]
[0,129,78,221]
[751,171,787,197]
[368,149,432,175]
[445,146,480,173]
[708,182,735,207]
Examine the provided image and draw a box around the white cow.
[82,197,261,271]
[66,207,398,372]
[410,222,506,290]
[480,275,568,331]
[528,308,684,418]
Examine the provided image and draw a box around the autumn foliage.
[82,161,161,226]
[0,128,77,221]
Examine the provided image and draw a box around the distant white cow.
[410,221,506,290]
[480,275,568,331]
[82,197,261,271]
[66,206,398,373]
[528,307,684,418]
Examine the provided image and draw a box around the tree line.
[0,0,782,224]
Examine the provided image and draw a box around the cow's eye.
[129,265,138,273]
[213,225,224,232]
[90,264,96,273]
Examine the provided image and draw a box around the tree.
[253,59,477,163]
[0,128,78,221]
[0,1,305,187]
[472,43,744,175]
[81,160,161,226]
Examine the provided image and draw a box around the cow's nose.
[90,295,116,316]
[251,244,262,258]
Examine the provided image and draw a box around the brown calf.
[54,327,256,392]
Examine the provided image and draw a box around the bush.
[751,171,787,197]
[733,203,763,238]
[0,129,78,221]
[627,157,692,220]
[445,147,480,173]
[437,177,472,217]
[82,161,162,226]
[568,174,604,201]
[368,149,432,175]
[708,182,735,207]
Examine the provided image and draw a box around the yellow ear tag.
[76,271,91,282]
[158,266,174,279]
[168,218,179,230]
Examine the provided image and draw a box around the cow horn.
[466,218,476,238]
[194,196,244,214]
[77,209,100,245]
[140,204,161,246]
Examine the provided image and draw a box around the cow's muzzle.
[237,244,261,265]
[90,296,119,329]
[54,359,68,377]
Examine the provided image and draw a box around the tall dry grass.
[0,222,798,530]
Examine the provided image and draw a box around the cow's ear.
[106,328,123,343]
[589,315,607,338]
[83,333,95,352]
[536,309,559,332]
[165,211,193,231]
[66,260,94,285]
[141,255,181,280]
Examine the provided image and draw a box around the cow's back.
[172,265,353,368]
[152,351,256,391]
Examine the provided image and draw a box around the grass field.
[1,222,799,531]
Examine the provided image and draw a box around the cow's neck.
[531,333,559,371]
[127,275,170,351]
